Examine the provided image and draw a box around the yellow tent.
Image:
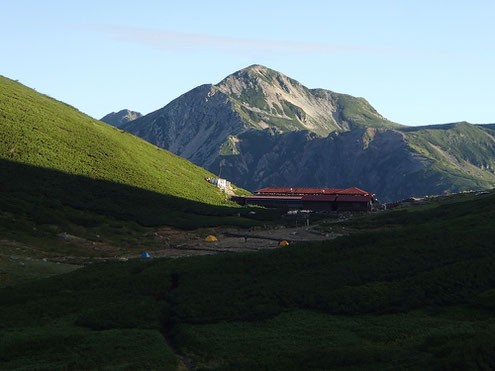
[204,235,218,242]
[279,240,289,247]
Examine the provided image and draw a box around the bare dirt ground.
[1,223,348,270]
[145,224,345,259]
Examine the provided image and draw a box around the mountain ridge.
[100,109,142,128]
[116,66,495,201]
[121,64,402,176]
[215,64,399,135]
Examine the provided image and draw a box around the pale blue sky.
[1,0,494,125]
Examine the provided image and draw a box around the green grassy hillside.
[0,76,274,287]
[402,122,495,192]
[327,91,402,130]
[0,76,271,232]
[1,191,494,369]
[0,76,236,205]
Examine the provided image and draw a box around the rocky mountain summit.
[214,64,399,136]
[100,109,142,128]
[122,65,399,169]
[121,65,495,202]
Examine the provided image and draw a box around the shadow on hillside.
[0,159,273,229]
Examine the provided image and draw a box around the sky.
[1,0,494,126]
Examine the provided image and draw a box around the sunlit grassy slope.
[1,191,495,369]
[403,122,495,192]
[0,75,235,206]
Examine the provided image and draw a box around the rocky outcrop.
[122,84,250,169]
[100,109,142,128]
[215,65,398,136]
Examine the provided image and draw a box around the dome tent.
[140,251,151,258]
[204,235,218,242]
[279,240,289,247]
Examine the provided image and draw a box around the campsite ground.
[0,219,349,287]
[148,223,346,258]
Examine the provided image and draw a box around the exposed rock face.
[210,129,424,200]
[214,65,397,136]
[100,109,142,128]
[122,65,495,202]
[122,65,399,178]
[122,84,249,169]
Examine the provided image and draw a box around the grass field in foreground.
[1,190,494,369]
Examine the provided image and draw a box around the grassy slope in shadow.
[1,191,495,369]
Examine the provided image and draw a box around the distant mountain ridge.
[120,65,495,202]
[100,109,142,128]
[211,123,495,202]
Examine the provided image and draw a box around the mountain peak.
[118,66,495,202]
[234,64,275,75]
[241,64,270,72]
[100,109,142,128]
[214,65,396,136]
[223,64,295,87]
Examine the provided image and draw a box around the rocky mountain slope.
[122,65,495,202]
[213,124,495,202]
[122,65,398,170]
[100,109,142,128]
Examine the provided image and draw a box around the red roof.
[255,187,373,196]
[337,187,370,196]
[243,194,372,203]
